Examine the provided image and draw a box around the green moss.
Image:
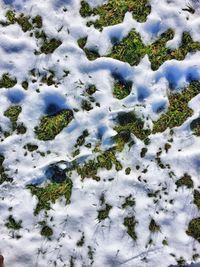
[75,130,89,147]
[27,179,73,215]
[124,216,137,240]
[149,219,160,233]
[186,217,200,242]
[0,73,17,88]
[80,0,151,29]
[194,190,200,209]
[4,105,22,131]
[40,224,53,238]
[0,155,13,184]
[40,38,62,54]
[5,215,22,230]
[190,117,200,136]
[97,204,112,221]
[175,173,193,189]
[35,109,73,141]
[5,10,16,24]
[122,195,135,209]
[85,85,97,95]
[6,10,32,32]
[114,112,150,150]
[153,81,200,133]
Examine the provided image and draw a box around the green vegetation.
[40,224,53,238]
[35,109,73,141]
[77,37,99,60]
[77,233,85,247]
[186,217,200,242]
[153,81,200,133]
[113,77,132,99]
[175,173,193,189]
[123,216,137,240]
[0,155,13,184]
[122,195,135,209]
[194,190,200,209]
[6,10,32,32]
[80,0,151,29]
[190,117,200,136]
[0,73,17,88]
[32,15,43,28]
[27,179,73,215]
[140,147,148,158]
[22,81,29,90]
[77,148,122,181]
[85,85,97,95]
[114,111,150,150]
[5,215,22,230]
[4,105,22,131]
[149,219,160,233]
[40,38,62,54]
[75,130,89,147]
[97,204,112,221]
[79,27,200,70]
[24,143,38,152]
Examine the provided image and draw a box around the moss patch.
[122,195,135,209]
[175,173,193,189]
[112,75,132,100]
[124,216,137,240]
[4,105,22,131]
[40,224,53,238]
[40,38,62,54]
[97,204,112,221]
[186,217,200,242]
[27,179,73,215]
[80,0,151,29]
[5,215,22,230]
[0,155,13,184]
[0,73,17,88]
[190,117,200,136]
[153,81,200,133]
[35,109,73,141]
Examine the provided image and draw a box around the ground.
[0,0,200,266]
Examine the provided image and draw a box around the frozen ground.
[0,0,200,266]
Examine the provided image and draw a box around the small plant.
[124,216,137,240]
[35,109,73,141]
[40,224,53,238]
[5,215,22,230]
[175,173,193,189]
[186,217,200,242]
[97,204,112,221]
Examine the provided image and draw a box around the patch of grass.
[85,84,97,95]
[81,99,93,111]
[75,130,89,147]
[6,10,32,32]
[80,0,151,29]
[149,218,160,233]
[194,190,200,209]
[114,112,150,150]
[4,105,22,131]
[113,76,132,100]
[175,173,193,189]
[5,215,22,230]
[77,233,85,247]
[122,195,135,209]
[40,38,62,54]
[186,217,200,242]
[190,117,200,136]
[24,143,38,152]
[27,179,73,215]
[0,73,17,88]
[0,155,13,184]
[40,223,53,238]
[32,15,43,28]
[153,81,200,133]
[77,148,122,180]
[123,216,137,240]
[77,37,100,60]
[35,109,73,141]
[97,204,112,221]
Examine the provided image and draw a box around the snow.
[0,0,200,266]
